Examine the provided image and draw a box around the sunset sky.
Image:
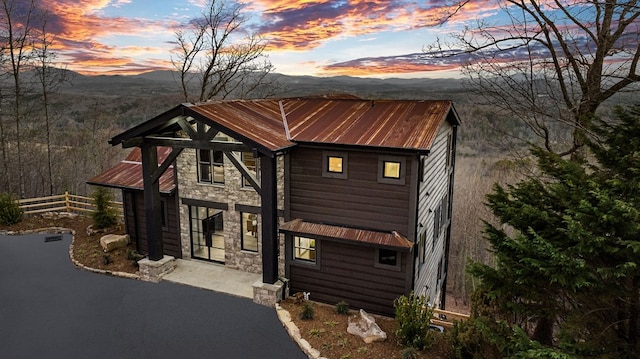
[38,0,503,78]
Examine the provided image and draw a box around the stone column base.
[138,256,176,283]
[253,280,285,307]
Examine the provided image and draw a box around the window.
[322,151,348,179]
[383,161,401,179]
[293,236,316,263]
[241,152,260,187]
[446,133,453,168]
[241,212,258,252]
[375,248,401,270]
[328,156,344,173]
[377,155,406,185]
[198,149,224,184]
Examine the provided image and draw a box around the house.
[94,97,460,315]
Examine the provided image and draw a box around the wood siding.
[124,190,182,259]
[288,239,410,315]
[414,122,453,305]
[289,147,412,235]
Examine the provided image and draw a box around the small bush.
[300,302,315,320]
[0,192,23,225]
[91,187,118,229]
[335,300,349,315]
[394,291,436,351]
[401,346,419,359]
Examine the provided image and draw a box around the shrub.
[0,192,23,225]
[335,301,349,315]
[91,187,118,229]
[401,346,418,359]
[394,291,436,351]
[300,302,315,320]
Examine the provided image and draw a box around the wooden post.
[141,145,164,261]
[260,154,278,284]
[65,191,70,213]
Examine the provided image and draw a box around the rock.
[100,234,130,252]
[347,309,387,343]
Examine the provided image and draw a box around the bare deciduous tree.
[431,0,640,156]
[172,0,277,103]
[35,15,67,196]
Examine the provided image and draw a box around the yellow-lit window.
[294,236,316,263]
[327,156,343,173]
[383,161,401,179]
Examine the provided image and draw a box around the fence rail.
[17,192,124,219]
[432,308,470,329]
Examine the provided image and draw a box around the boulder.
[347,309,387,343]
[100,234,130,252]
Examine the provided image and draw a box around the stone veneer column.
[138,256,176,283]
[253,279,285,307]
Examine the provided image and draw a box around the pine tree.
[466,106,640,357]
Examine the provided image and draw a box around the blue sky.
[38,0,503,77]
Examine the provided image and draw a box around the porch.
[162,259,261,299]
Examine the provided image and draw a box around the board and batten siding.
[414,122,454,306]
[289,147,412,235]
[288,240,410,316]
[126,190,182,259]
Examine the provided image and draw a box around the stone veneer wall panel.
[176,147,286,277]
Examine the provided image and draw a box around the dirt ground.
[280,299,453,359]
[0,213,139,274]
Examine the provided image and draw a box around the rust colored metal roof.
[184,98,457,153]
[279,218,413,251]
[283,99,454,151]
[87,147,175,193]
[186,100,293,152]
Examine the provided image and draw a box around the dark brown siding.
[288,240,410,315]
[289,147,411,234]
[126,190,182,259]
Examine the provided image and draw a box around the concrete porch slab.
[162,259,261,299]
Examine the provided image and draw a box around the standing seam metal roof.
[184,98,456,153]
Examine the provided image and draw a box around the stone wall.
[176,147,286,277]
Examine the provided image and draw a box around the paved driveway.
[0,233,306,359]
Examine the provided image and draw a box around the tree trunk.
[532,315,554,346]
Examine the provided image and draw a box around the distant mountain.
[55,69,470,101]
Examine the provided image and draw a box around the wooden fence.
[432,308,471,329]
[18,192,124,219]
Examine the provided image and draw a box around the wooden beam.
[223,151,261,195]
[261,155,278,284]
[152,147,183,181]
[140,136,252,152]
[176,117,198,140]
[141,144,164,261]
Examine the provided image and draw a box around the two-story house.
[92,97,459,315]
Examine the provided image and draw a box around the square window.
[377,156,405,185]
[378,248,397,266]
[294,236,316,263]
[322,151,348,179]
[383,161,401,179]
[328,156,343,173]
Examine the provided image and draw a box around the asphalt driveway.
[0,233,306,359]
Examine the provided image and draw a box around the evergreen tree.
[466,106,640,357]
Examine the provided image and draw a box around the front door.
[190,207,225,263]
